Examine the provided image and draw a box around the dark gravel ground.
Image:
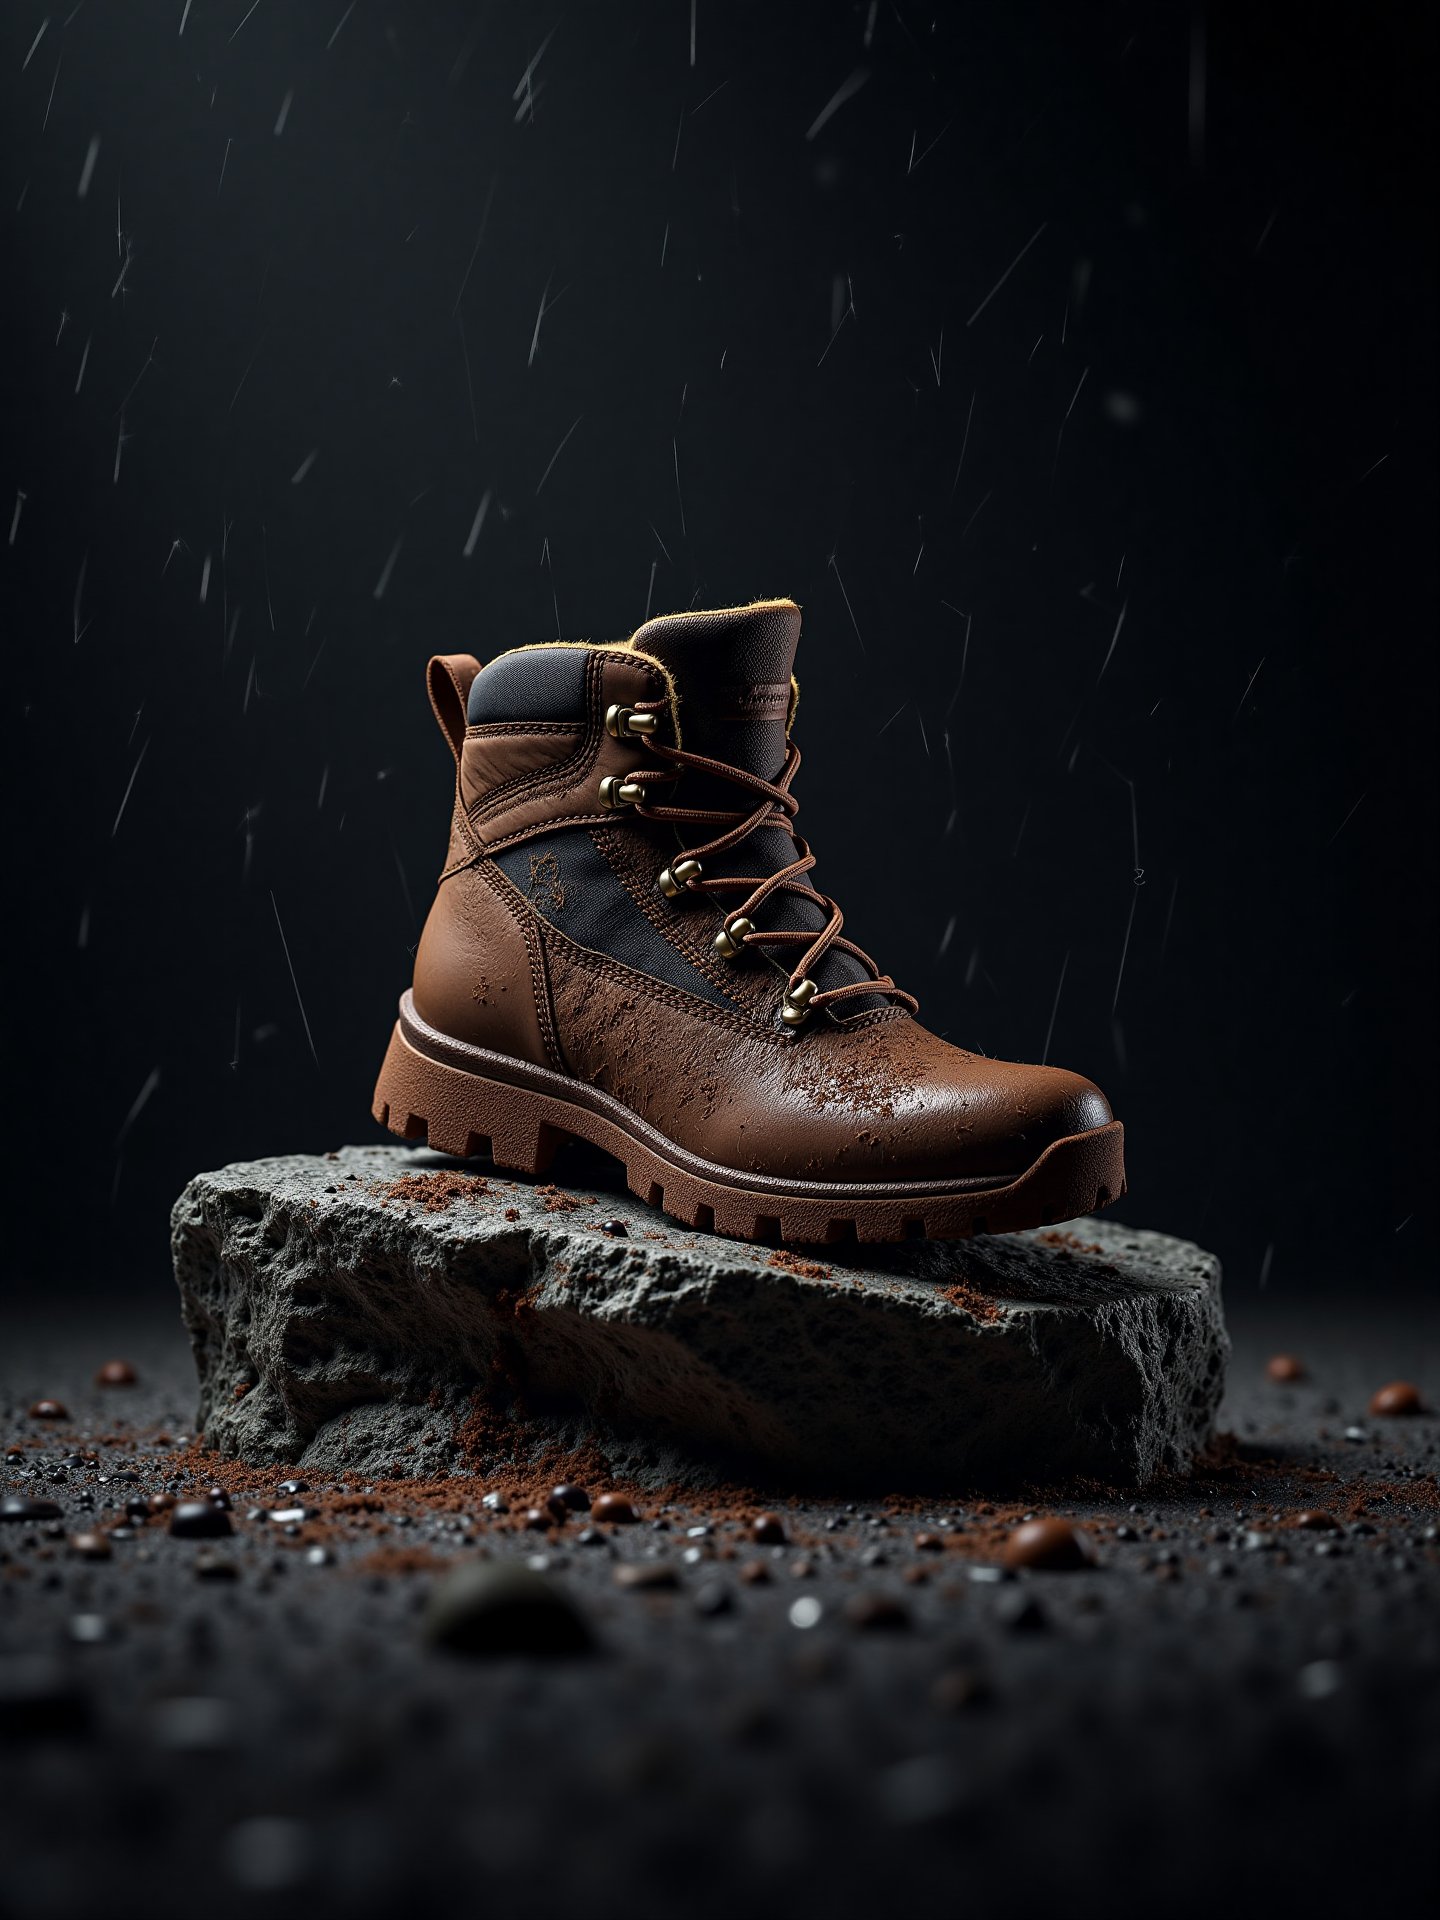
[3,1280,1438,1920]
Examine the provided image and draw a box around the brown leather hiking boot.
[372,599,1125,1242]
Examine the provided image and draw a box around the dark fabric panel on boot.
[491,828,741,1014]
[467,647,589,726]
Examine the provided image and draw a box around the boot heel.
[372,1023,566,1174]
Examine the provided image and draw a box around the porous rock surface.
[172,1145,1227,1487]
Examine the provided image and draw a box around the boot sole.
[372,993,1127,1245]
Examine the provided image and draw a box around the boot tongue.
[628,601,800,777]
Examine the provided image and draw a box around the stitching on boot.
[588,824,780,1019]
[474,861,565,1073]
[534,916,764,1039]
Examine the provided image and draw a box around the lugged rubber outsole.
[371,994,1127,1246]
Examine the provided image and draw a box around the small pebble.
[1370,1381,1422,1417]
[70,1531,111,1560]
[224,1816,314,1895]
[739,1562,771,1585]
[788,1596,823,1630]
[207,1488,232,1510]
[693,1582,734,1616]
[68,1615,110,1646]
[614,1562,679,1590]
[593,1493,638,1525]
[1295,1510,1340,1531]
[170,1502,234,1540]
[1003,1518,1091,1571]
[28,1400,67,1421]
[844,1591,910,1631]
[524,1508,553,1531]
[152,1696,237,1752]
[423,1563,593,1656]
[1297,1659,1343,1700]
[551,1483,590,1512]
[1265,1354,1305,1383]
[481,1491,509,1513]
[194,1553,239,1581]
[95,1360,137,1387]
[996,1591,1049,1634]
[1,1496,64,1523]
[278,1479,311,1496]
[932,1668,991,1712]
[751,1512,787,1546]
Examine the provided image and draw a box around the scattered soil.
[767,1249,832,1280]
[938,1281,1003,1323]
[379,1171,490,1211]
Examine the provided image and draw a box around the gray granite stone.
[171,1145,1227,1487]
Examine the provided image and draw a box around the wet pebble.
[844,1591,910,1631]
[1265,1354,1305,1383]
[995,1591,1050,1634]
[170,1501,234,1540]
[751,1512,787,1546]
[1003,1518,1091,1571]
[614,1561,679,1590]
[95,1360,137,1387]
[423,1563,594,1656]
[551,1483,591,1512]
[1370,1380,1422,1417]
[152,1695,237,1752]
[932,1668,992,1712]
[1295,1510,1340,1531]
[70,1531,111,1560]
[28,1400,67,1421]
[194,1553,239,1581]
[1,1496,64,1523]
[593,1493,638,1525]
[224,1816,314,1894]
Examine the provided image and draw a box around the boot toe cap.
[907,1058,1114,1182]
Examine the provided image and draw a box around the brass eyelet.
[657,857,703,899]
[599,774,645,809]
[713,915,755,959]
[779,978,818,1028]
[605,703,658,739]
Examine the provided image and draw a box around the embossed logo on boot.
[526,849,566,912]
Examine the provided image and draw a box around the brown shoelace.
[623,696,918,1022]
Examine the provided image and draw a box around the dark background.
[2,1,1435,1303]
